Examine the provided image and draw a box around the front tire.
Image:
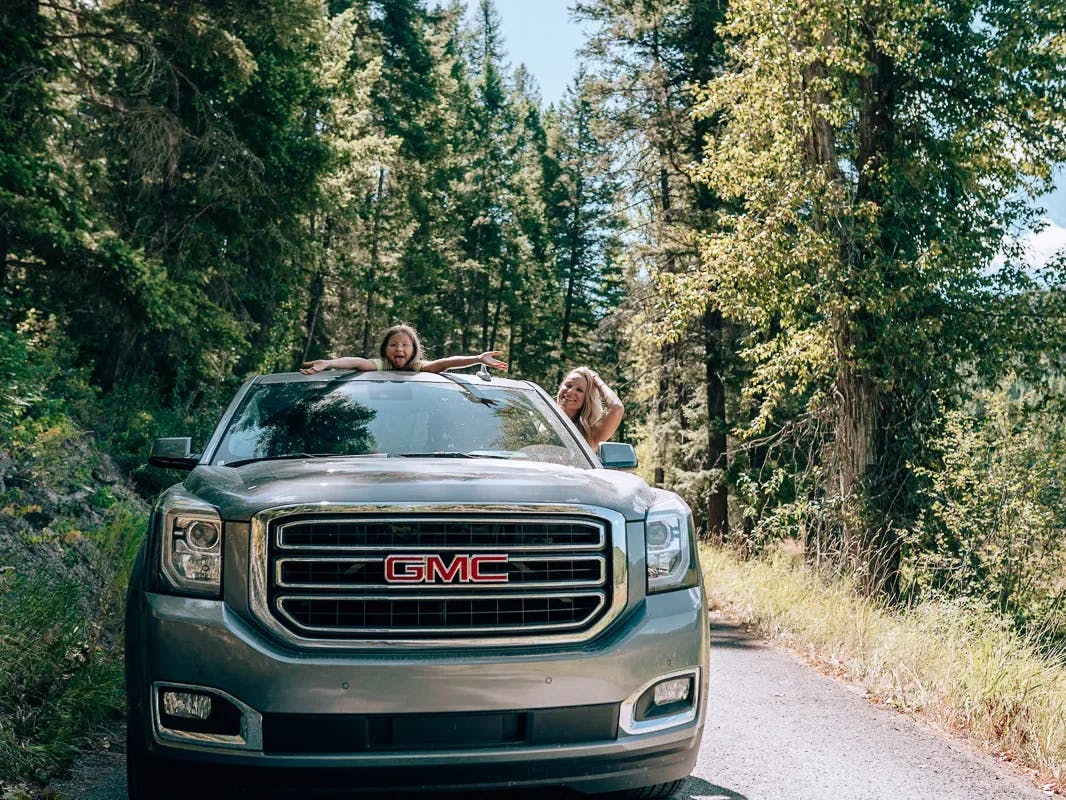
[126,720,182,800]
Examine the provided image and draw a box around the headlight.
[646,505,698,594]
[158,498,223,597]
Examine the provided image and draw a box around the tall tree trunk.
[363,168,386,356]
[703,306,728,540]
[507,321,516,375]
[458,270,470,352]
[830,324,878,571]
[804,17,900,595]
[560,247,577,354]
[688,0,729,541]
[489,281,503,350]
[803,47,871,570]
[654,341,671,488]
[0,225,8,292]
[652,149,675,487]
[464,223,483,353]
[303,270,324,364]
[854,8,900,596]
[480,271,490,350]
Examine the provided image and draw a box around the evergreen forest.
[2,0,1066,785]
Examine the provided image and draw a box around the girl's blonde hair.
[557,367,602,443]
[379,324,424,370]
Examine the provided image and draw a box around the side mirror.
[598,442,637,469]
[149,437,200,470]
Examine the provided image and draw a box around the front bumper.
[128,586,708,794]
[146,736,702,795]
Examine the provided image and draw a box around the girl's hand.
[300,359,330,375]
[478,351,508,370]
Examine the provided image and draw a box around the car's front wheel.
[126,720,184,800]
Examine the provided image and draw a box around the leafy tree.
[688,0,1066,592]
[910,382,1066,639]
[544,70,624,373]
[576,0,728,535]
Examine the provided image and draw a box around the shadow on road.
[709,620,761,650]
[674,776,750,799]
[233,776,748,800]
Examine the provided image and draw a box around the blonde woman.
[556,367,624,449]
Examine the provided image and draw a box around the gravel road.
[50,617,1049,800]
[691,617,1048,800]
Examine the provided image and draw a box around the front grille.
[266,515,612,639]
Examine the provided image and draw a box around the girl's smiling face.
[557,373,588,419]
[384,333,416,369]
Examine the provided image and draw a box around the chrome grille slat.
[275,592,607,635]
[274,516,605,552]
[265,514,612,640]
[275,554,607,590]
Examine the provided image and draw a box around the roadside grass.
[0,505,144,784]
[700,543,1066,793]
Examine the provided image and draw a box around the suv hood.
[180,458,662,522]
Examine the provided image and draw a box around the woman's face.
[385,333,416,369]
[557,373,588,419]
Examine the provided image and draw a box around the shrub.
[0,503,145,783]
[908,383,1066,642]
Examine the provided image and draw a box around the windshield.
[211,378,589,469]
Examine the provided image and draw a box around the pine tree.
[576,0,728,535]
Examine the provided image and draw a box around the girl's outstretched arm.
[300,357,376,374]
[586,371,624,448]
[420,351,508,374]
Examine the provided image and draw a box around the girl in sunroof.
[300,324,507,374]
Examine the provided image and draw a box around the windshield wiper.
[224,453,385,467]
[396,451,514,460]
[435,372,499,405]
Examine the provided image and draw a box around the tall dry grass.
[701,544,1066,792]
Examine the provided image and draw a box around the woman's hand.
[477,351,508,370]
[300,359,330,375]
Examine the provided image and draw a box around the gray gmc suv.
[125,370,708,798]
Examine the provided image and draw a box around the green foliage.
[543,70,624,370]
[680,0,1066,588]
[0,311,96,453]
[0,505,145,783]
[909,384,1066,640]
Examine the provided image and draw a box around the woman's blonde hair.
[378,324,424,370]
[557,367,602,444]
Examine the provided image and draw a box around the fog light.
[163,690,212,720]
[154,683,258,748]
[620,669,701,734]
[653,677,691,706]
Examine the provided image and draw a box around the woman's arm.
[300,356,376,374]
[419,351,508,373]
[586,371,624,448]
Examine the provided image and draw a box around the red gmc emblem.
[384,553,509,584]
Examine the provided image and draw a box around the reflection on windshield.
[212,380,587,469]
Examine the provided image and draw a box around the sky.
[474,0,1066,266]
[470,0,584,106]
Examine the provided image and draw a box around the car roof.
[254,370,539,392]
